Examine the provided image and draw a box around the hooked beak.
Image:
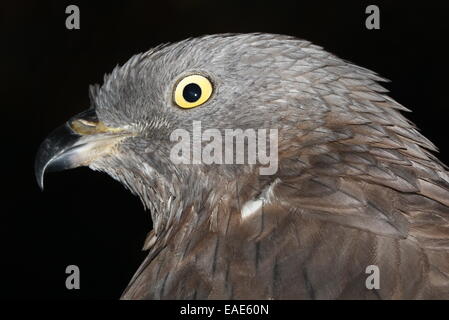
[35,108,130,190]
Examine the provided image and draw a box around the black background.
[1,0,449,299]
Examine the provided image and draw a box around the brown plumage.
[36,34,449,299]
[123,102,449,299]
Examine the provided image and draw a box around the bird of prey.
[35,33,449,299]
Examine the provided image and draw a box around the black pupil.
[183,83,202,103]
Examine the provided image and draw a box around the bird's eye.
[174,74,213,109]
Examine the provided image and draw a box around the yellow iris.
[174,74,213,109]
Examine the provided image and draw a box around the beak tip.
[34,121,82,192]
[37,177,45,191]
[34,156,46,191]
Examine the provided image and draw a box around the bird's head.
[36,33,426,237]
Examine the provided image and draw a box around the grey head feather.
[89,32,445,212]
